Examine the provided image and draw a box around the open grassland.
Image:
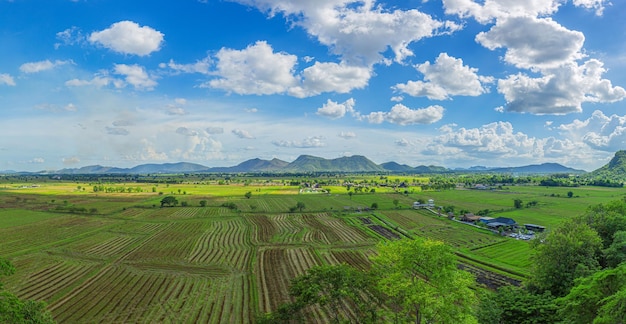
[1,178,622,322]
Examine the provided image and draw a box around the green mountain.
[284,155,383,172]
[589,150,626,180]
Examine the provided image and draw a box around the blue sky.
[1,0,625,172]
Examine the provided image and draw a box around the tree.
[199,200,207,207]
[1,258,55,324]
[557,263,626,324]
[160,196,178,207]
[476,286,558,324]
[604,230,626,268]
[348,191,353,200]
[392,199,399,208]
[244,191,252,199]
[513,198,523,209]
[528,220,603,296]
[370,238,477,324]
[567,191,574,198]
[371,202,378,209]
[296,201,305,212]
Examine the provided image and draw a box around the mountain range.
[3,154,593,175]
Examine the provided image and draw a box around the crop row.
[256,248,321,313]
[124,221,209,262]
[17,260,98,302]
[325,250,373,271]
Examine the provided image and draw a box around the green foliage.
[476,286,558,324]
[557,263,626,324]
[370,202,378,209]
[0,258,55,324]
[199,200,207,207]
[529,220,603,296]
[513,198,523,209]
[244,191,252,199]
[160,195,178,207]
[577,200,626,249]
[604,231,626,268]
[295,201,305,212]
[371,238,477,324]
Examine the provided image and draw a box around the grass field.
[1,178,622,322]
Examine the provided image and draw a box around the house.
[524,224,546,233]
[483,217,517,230]
[461,213,482,222]
[412,199,435,209]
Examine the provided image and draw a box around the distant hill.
[488,163,585,174]
[588,150,626,181]
[34,154,585,175]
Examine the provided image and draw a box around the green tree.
[199,200,207,207]
[567,191,574,198]
[371,238,477,324]
[160,195,178,207]
[371,202,378,209]
[244,191,252,199]
[1,258,55,324]
[603,230,626,268]
[296,201,305,212]
[513,198,523,209]
[577,200,626,249]
[348,191,353,200]
[557,263,626,324]
[529,220,603,296]
[392,199,399,208]
[477,286,558,324]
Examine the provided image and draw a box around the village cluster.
[413,199,545,241]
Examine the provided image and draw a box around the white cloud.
[573,0,609,16]
[30,158,45,164]
[362,104,444,125]
[55,26,84,49]
[65,103,77,111]
[394,53,493,100]
[395,138,410,146]
[207,41,298,95]
[290,62,371,98]
[338,131,356,139]
[62,156,81,165]
[558,110,626,152]
[442,0,563,23]
[235,0,461,65]
[89,21,164,56]
[476,16,585,70]
[65,74,122,88]
[206,127,224,135]
[316,98,356,119]
[20,60,71,73]
[245,108,258,113]
[498,59,626,114]
[160,58,211,74]
[176,127,198,137]
[0,73,16,86]
[113,64,157,90]
[390,96,403,102]
[232,129,255,139]
[272,136,326,148]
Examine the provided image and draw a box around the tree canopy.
[160,195,178,207]
[371,238,477,324]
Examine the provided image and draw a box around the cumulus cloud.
[425,121,577,162]
[290,62,372,98]
[62,156,80,165]
[55,26,84,49]
[362,104,444,125]
[499,59,626,114]
[232,129,255,139]
[166,105,186,116]
[394,53,493,100]
[476,16,585,70]
[20,60,71,73]
[395,138,410,147]
[89,21,164,56]
[558,110,626,152]
[65,75,123,88]
[272,136,326,148]
[206,127,224,135]
[235,0,461,65]
[316,98,356,119]
[176,127,198,137]
[442,0,563,23]
[113,64,157,90]
[0,73,15,86]
[206,41,298,95]
[338,131,356,139]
